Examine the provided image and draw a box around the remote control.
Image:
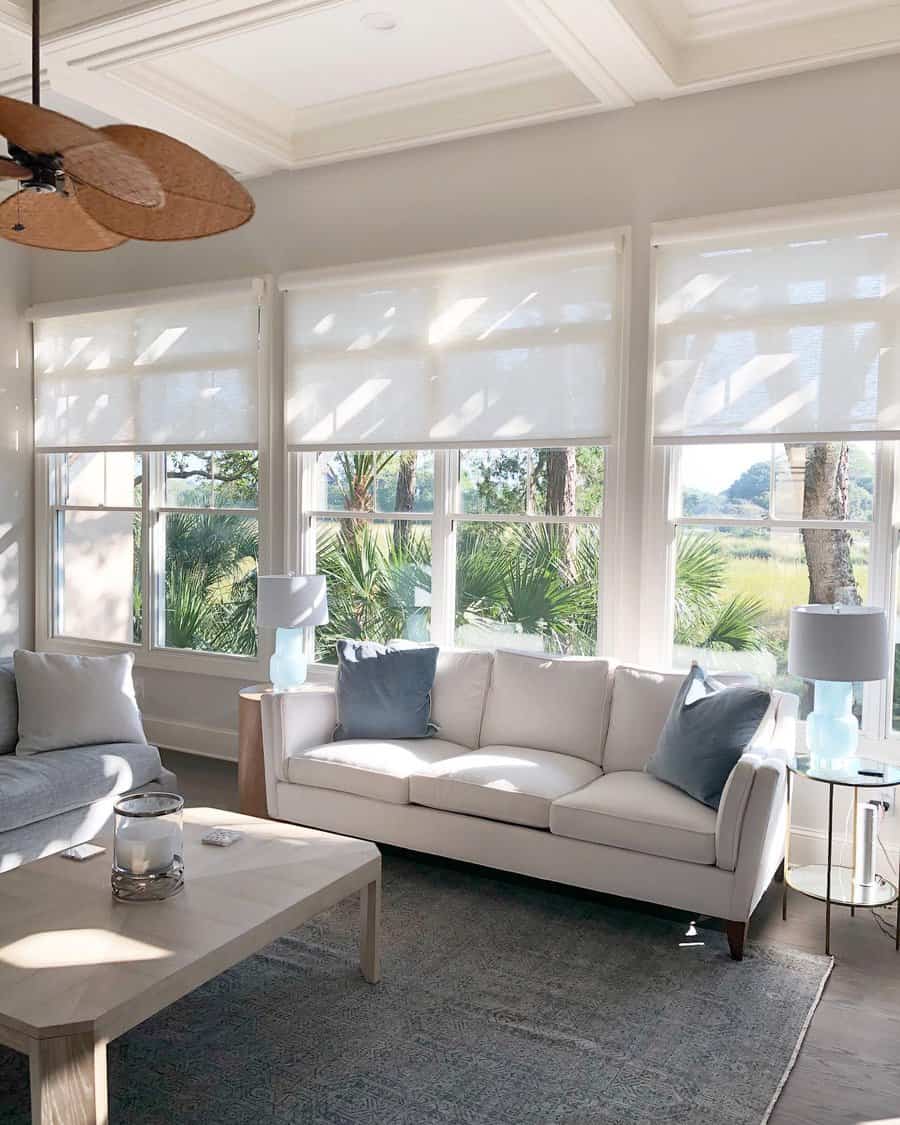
[201,828,242,847]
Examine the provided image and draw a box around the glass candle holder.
[112,793,184,902]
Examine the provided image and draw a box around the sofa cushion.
[431,650,493,749]
[409,746,601,829]
[334,641,439,741]
[0,742,164,833]
[549,771,717,864]
[14,650,147,755]
[286,738,464,805]
[646,664,772,809]
[478,651,611,765]
[602,665,684,772]
[0,658,16,755]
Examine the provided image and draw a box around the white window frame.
[643,197,900,740]
[283,230,630,668]
[33,278,273,680]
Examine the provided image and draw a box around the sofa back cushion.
[431,649,493,749]
[602,665,684,772]
[14,650,147,755]
[0,658,16,755]
[478,650,611,765]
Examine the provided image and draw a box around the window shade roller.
[284,245,620,449]
[652,222,900,444]
[34,289,260,450]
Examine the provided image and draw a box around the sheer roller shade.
[34,288,261,450]
[283,242,621,449]
[652,221,900,443]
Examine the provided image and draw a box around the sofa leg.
[725,920,746,961]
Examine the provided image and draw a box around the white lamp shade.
[257,575,329,628]
[788,604,888,682]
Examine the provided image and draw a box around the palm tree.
[674,531,767,653]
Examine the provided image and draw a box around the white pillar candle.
[116,819,178,876]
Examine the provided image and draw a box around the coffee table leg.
[360,876,382,984]
[30,1032,108,1125]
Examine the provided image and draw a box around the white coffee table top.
[0,808,379,1043]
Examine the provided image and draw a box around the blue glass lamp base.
[269,627,308,692]
[805,680,859,758]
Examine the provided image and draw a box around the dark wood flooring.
[161,748,900,1125]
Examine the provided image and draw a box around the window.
[35,282,265,667]
[671,442,874,709]
[51,452,143,645]
[454,447,604,653]
[285,236,625,665]
[650,214,900,732]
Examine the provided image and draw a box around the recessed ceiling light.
[361,11,397,31]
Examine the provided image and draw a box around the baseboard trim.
[143,716,238,762]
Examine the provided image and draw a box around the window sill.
[38,636,266,681]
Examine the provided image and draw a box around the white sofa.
[260,649,798,959]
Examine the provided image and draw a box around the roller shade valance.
[652,220,900,444]
[34,286,261,451]
[284,242,621,449]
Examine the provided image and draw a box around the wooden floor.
[162,749,900,1125]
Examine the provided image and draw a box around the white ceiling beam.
[505,0,679,104]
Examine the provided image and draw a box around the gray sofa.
[0,657,177,873]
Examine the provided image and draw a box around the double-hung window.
[283,235,625,663]
[648,212,900,728]
[34,280,266,667]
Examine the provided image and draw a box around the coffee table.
[0,807,381,1125]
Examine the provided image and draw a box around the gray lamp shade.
[257,575,329,629]
[788,604,888,682]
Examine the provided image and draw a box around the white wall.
[0,240,32,655]
[28,52,900,829]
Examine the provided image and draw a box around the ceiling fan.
[0,0,254,251]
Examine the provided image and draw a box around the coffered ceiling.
[0,0,899,178]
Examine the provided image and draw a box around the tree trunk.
[544,448,578,580]
[793,442,860,605]
[393,451,417,552]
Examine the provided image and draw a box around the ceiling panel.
[191,0,549,109]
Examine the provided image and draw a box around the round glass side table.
[784,755,900,955]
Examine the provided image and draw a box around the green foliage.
[674,531,767,653]
[725,461,770,507]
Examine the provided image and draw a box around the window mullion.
[430,449,455,647]
[147,452,164,653]
[866,441,896,737]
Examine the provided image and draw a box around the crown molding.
[291,64,602,168]
[687,0,891,43]
[293,53,576,130]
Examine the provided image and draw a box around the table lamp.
[257,575,329,691]
[788,604,889,757]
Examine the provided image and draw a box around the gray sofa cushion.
[0,658,16,755]
[0,742,164,833]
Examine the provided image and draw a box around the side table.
[238,682,335,818]
[784,754,900,955]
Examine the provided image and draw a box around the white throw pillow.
[478,650,611,765]
[14,650,147,755]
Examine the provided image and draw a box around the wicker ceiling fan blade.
[0,157,28,178]
[0,189,128,251]
[0,95,163,208]
[0,94,99,155]
[63,137,163,209]
[74,125,254,241]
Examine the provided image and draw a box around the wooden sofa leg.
[725,920,746,961]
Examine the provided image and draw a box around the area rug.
[0,854,831,1125]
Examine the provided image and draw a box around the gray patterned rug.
[0,854,831,1125]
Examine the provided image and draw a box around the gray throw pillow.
[14,650,147,755]
[0,658,17,754]
[645,664,771,809]
[334,640,439,741]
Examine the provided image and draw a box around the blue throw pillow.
[334,640,439,741]
[645,664,771,809]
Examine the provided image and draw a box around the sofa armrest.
[715,689,797,875]
[260,686,337,814]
